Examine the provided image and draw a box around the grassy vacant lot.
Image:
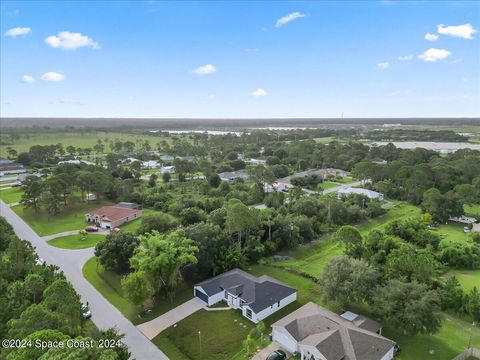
[0,187,23,204]
[47,234,105,249]
[153,309,254,360]
[444,270,480,292]
[277,202,420,280]
[13,197,112,236]
[119,208,161,233]
[436,222,470,244]
[82,256,193,325]
[0,131,170,155]
[464,203,480,218]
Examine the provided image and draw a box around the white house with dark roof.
[338,187,384,201]
[194,269,297,324]
[272,302,395,360]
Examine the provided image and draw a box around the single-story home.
[448,215,477,224]
[272,302,395,360]
[85,193,96,201]
[338,187,384,201]
[142,160,161,169]
[160,165,175,174]
[218,170,250,182]
[246,158,267,165]
[85,202,141,229]
[159,155,174,162]
[264,182,289,193]
[0,160,27,175]
[194,269,297,324]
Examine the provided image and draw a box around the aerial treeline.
[320,217,480,336]
[352,147,480,220]
[360,129,468,142]
[0,217,130,359]
[20,163,136,217]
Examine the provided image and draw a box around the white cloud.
[249,88,268,97]
[398,54,414,61]
[21,75,35,83]
[418,48,451,62]
[437,23,477,39]
[41,72,66,82]
[425,33,439,41]
[275,12,306,28]
[377,62,390,69]
[45,31,100,50]
[7,9,20,16]
[192,64,216,75]
[4,27,31,37]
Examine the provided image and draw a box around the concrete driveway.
[137,297,205,339]
[251,341,286,360]
[0,200,168,360]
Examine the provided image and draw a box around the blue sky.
[1,0,479,118]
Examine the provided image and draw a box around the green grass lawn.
[82,256,194,325]
[0,131,171,155]
[47,234,105,249]
[153,309,254,360]
[276,202,420,280]
[443,270,480,292]
[13,197,112,236]
[437,223,470,244]
[319,181,340,190]
[119,208,161,233]
[464,203,480,218]
[0,187,23,204]
[388,314,480,360]
[331,176,356,184]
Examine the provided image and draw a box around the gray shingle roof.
[195,269,296,313]
[272,302,394,360]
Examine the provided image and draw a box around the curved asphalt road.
[0,201,168,360]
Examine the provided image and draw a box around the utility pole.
[198,330,202,357]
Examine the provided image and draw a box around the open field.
[444,270,480,293]
[0,187,22,204]
[436,223,471,244]
[0,131,171,156]
[319,181,339,190]
[13,197,112,236]
[47,233,105,249]
[153,309,254,360]
[464,203,480,218]
[277,202,420,279]
[82,256,194,325]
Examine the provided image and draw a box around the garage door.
[195,289,209,303]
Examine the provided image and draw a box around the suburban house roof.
[338,187,383,199]
[87,203,140,222]
[273,302,394,360]
[218,170,250,181]
[195,269,296,313]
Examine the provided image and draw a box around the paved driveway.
[251,341,285,360]
[0,201,168,360]
[137,297,205,339]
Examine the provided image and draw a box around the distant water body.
[370,141,480,152]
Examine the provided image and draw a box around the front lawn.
[153,309,254,360]
[319,181,340,190]
[437,222,470,244]
[47,234,105,249]
[82,256,193,325]
[0,187,23,204]
[13,197,112,236]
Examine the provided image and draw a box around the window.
[246,309,252,319]
[224,291,228,300]
[277,301,280,307]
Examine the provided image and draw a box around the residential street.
[0,201,169,360]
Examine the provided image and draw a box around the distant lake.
[369,141,480,152]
